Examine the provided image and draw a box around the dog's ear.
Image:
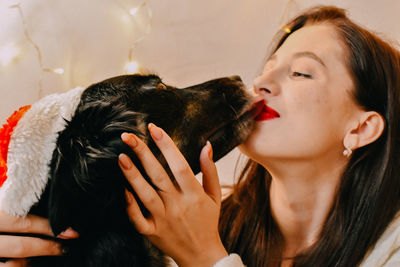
[48,100,146,236]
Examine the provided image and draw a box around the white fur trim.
[0,86,85,216]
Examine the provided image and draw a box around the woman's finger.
[121,133,176,193]
[199,141,221,206]
[125,190,155,235]
[119,153,165,217]
[56,227,80,239]
[0,235,61,258]
[0,212,52,237]
[148,123,202,193]
[0,212,78,240]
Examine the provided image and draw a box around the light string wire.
[126,1,153,73]
[7,1,152,99]
[9,2,52,99]
[278,0,298,33]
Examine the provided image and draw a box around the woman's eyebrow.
[293,51,327,68]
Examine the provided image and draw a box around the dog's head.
[46,73,257,243]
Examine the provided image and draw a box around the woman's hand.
[0,211,78,266]
[119,123,228,267]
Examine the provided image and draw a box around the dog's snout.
[229,75,242,82]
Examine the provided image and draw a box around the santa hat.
[0,86,85,217]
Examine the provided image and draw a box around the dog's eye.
[156,83,167,90]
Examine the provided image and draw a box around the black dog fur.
[22,74,256,266]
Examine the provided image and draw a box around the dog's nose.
[229,75,242,82]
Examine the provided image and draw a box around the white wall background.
[1,0,399,185]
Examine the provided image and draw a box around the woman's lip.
[255,104,280,121]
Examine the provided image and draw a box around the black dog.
[10,74,258,266]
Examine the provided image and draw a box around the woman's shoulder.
[360,211,400,266]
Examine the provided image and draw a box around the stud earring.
[343,147,353,158]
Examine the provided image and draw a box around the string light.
[129,7,138,16]
[8,3,65,98]
[125,1,153,74]
[3,1,299,93]
[124,61,140,74]
[5,1,152,96]
[283,26,291,33]
[52,68,65,74]
[43,68,65,75]
[0,42,20,66]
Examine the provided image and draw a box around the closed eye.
[291,72,312,79]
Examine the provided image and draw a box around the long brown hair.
[219,6,400,267]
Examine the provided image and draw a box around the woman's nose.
[252,72,280,96]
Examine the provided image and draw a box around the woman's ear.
[343,111,385,150]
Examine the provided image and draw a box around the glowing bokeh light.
[0,43,20,66]
[125,61,140,74]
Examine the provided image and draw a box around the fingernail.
[148,123,163,140]
[121,132,137,147]
[207,141,213,160]
[57,227,78,239]
[119,154,133,170]
[125,189,133,204]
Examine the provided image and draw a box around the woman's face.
[240,23,363,166]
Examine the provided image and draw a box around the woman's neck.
[265,156,347,258]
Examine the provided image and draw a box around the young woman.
[1,5,400,267]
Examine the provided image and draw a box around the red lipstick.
[255,104,280,121]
